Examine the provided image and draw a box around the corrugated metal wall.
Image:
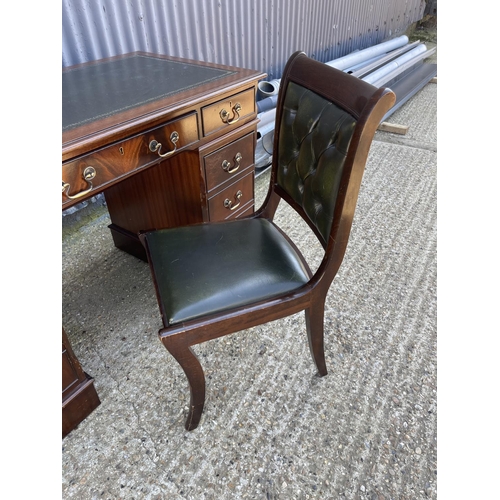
[62,0,426,80]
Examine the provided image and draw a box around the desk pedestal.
[62,329,100,438]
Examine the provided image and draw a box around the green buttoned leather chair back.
[276,81,357,246]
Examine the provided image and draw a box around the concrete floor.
[62,67,437,499]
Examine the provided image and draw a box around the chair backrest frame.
[255,51,395,291]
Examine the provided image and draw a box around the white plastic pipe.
[257,108,276,128]
[257,121,276,142]
[365,47,436,87]
[326,34,409,70]
[256,35,412,113]
[350,40,422,78]
[361,44,427,85]
[343,52,390,74]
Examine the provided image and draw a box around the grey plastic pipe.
[258,79,281,97]
[257,94,279,113]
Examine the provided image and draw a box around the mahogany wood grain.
[203,132,255,192]
[104,150,205,233]
[62,113,199,209]
[201,88,256,137]
[207,169,254,221]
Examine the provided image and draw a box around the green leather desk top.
[63,54,235,131]
[62,53,265,162]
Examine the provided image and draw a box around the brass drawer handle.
[62,166,96,200]
[220,102,241,125]
[221,152,242,174]
[224,190,243,211]
[149,131,179,158]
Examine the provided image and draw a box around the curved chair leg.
[305,300,328,376]
[161,338,206,431]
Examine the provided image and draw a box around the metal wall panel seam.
[62,0,426,80]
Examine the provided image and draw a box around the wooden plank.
[378,122,409,135]
[430,76,437,83]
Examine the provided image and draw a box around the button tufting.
[277,82,357,243]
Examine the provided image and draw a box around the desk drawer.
[62,112,198,206]
[208,170,254,221]
[201,88,255,137]
[203,132,255,192]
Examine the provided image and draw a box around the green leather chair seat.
[143,218,310,325]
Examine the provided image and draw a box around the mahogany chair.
[139,51,395,430]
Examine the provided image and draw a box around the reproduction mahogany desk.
[62,52,266,437]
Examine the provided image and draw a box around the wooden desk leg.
[62,328,100,438]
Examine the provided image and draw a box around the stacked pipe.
[254,34,436,172]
